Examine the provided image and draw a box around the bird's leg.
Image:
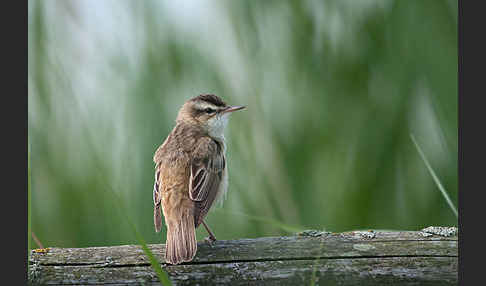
[202,220,217,244]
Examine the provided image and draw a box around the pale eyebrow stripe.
[195,102,221,111]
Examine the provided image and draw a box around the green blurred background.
[28,0,457,249]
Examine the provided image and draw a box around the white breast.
[206,113,229,206]
[215,158,229,206]
[207,113,229,142]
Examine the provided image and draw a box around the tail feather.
[165,211,197,265]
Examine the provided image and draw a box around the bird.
[152,94,245,265]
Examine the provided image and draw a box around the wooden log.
[28,227,458,285]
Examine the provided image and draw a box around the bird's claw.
[204,236,217,245]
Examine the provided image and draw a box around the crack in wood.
[31,254,457,269]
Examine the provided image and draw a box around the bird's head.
[176,94,245,139]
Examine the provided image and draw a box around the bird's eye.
[204,108,214,114]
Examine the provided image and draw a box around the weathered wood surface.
[28,228,458,285]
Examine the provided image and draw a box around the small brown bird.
[153,94,245,265]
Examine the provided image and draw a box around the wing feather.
[189,138,225,227]
[153,165,162,232]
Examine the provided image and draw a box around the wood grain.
[28,228,458,285]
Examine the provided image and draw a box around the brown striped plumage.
[153,94,245,265]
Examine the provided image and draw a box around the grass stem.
[410,133,458,218]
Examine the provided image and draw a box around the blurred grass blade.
[107,185,172,286]
[31,232,45,249]
[214,209,305,233]
[28,141,31,271]
[310,239,326,286]
[126,218,171,286]
[410,134,458,218]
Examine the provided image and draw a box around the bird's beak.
[222,105,246,114]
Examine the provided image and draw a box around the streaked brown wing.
[189,137,225,227]
[153,164,162,232]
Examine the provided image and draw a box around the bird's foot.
[204,235,217,246]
